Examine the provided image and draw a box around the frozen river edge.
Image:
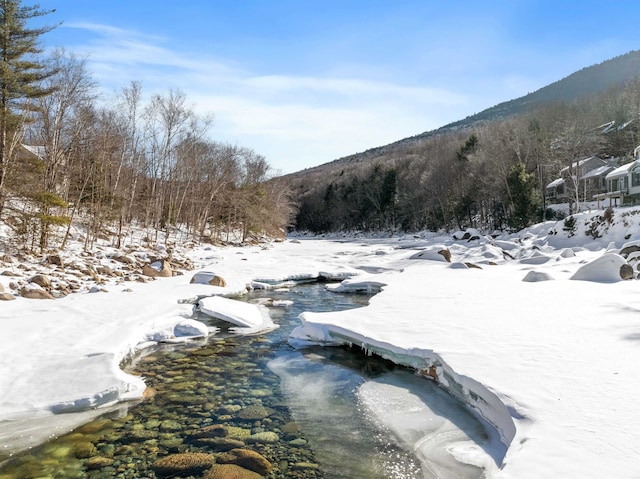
[2,225,640,478]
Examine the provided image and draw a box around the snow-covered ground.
[2,206,640,478]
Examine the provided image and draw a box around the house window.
[610,178,619,191]
[632,167,640,187]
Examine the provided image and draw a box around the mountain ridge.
[282,49,640,180]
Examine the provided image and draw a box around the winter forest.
[0,4,294,255]
[4,3,640,256]
[292,73,640,234]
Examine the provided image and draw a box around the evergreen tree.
[506,161,540,231]
[0,0,57,214]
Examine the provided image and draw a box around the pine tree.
[0,0,57,215]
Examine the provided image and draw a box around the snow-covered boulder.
[190,271,227,287]
[410,246,451,262]
[326,276,386,293]
[570,253,631,283]
[198,296,273,331]
[142,260,172,278]
[522,271,554,282]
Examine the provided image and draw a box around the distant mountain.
[282,49,640,180]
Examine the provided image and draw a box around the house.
[18,144,46,161]
[546,156,619,204]
[593,146,640,206]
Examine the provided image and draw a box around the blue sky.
[33,0,640,174]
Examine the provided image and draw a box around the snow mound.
[522,271,554,282]
[409,246,451,262]
[326,276,387,293]
[144,318,210,342]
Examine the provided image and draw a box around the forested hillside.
[0,4,294,254]
[286,50,640,233]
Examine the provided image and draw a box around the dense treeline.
[0,3,294,253]
[293,78,640,233]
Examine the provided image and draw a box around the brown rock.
[29,274,51,288]
[437,248,452,262]
[189,424,228,439]
[112,254,136,264]
[84,456,115,470]
[46,254,64,267]
[0,292,15,301]
[196,437,246,451]
[151,452,216,477]
[217,449,272,476]
[204,464,263,479]
[190,272,227,287]
[464,262,483,270]
[20,288,55,300]
[620,244,640,258]
[0,283,3,293]
[143,260,172,278]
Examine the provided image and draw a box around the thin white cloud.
[55,22,477,173]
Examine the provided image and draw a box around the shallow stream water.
[0,283,490,479]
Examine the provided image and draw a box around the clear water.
[0,283,489,479]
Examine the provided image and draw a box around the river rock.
[84,456,115,470]
[246,432,279,444]
[204,464,263,479]
[196,437,246,451]
[238,405,272,420]
[20,287,54,300]
[46,254,64,267]
[620,263,634,280]
[191,271,227,287]
[292,462,320,471]
[217,448,272,476]
[438,248,452,262]
[0,292,15,300]
[143,260,173,278]
[151,452,216,477]
[620,243,640,258]
[29,274,51,288]
[189,424,229,439]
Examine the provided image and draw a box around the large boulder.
[29,274,51,288]
[142,260,173,278]
[570,253,630,283]
[20,287,54,300]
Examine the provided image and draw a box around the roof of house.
[546,178,565,188]
[605,160,639,179]
[21,144,46,159]
[580,165,615,180]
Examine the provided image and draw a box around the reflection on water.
[0,283,491,479]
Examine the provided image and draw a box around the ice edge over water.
[290,315,513,468]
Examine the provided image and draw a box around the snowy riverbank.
[2,207,640,477]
